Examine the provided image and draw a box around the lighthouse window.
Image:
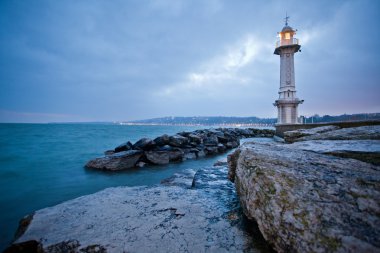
[287,91,289,97]
[285,33,290,39]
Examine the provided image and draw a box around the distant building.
[273,15,304,124]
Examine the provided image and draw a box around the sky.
[0,0,379,123]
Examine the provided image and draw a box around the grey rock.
[13,166,272,253]
[196,150,206,158]
[183,152,197,160]
[288,140,380,165]
[229,142,380,253]
[168,135,189,147]
[153,134,170,146]
[203,135,219,146]
[167,148,184,162]
[133,138,156,151]
[217,143,226,153]
[85,150,143,171]
[145,151,170,165]
[217,135,229,143]
[136,161,146,168]
[226,141,239,149]
[188,133,202,144]
[205,146,219,155]
[214,158,228,166]
[114,141,133,153]
[104,150,115,156]
[285,125,380,143]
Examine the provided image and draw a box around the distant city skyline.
[1,0,379,123]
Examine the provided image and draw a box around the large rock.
[10,167,272,253]
[153,134,170,146]
[284,125,340,143]
[133,138,156,151]
[203,135,219,146]
[187,133,202,144]
[285,125,380,143]
[288,140,380,165]
[158,146,184,162]
[114,141,133,153]
[85,150,143,171]
[229,142,380,253]
[168,135,189,147]
[145,151,170,165]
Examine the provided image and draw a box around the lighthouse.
[273,15,304,124]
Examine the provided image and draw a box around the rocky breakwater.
[85,128,274,171]
[228,125,380,253]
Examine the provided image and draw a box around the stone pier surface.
[8,166,274,253]
[228,141,380,253]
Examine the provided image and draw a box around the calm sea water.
[0,123,241,250]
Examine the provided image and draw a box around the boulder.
[188,134,202,144]
[213,158,227,166]
[85,150,143,171]
[205,146,219,155]
[217,143,226,153]
[153,134,170,146]
[229,142,380,253]
[203,135,219,146]
[145,151,170,165]
[133,138,156,151]
[184,152,197,160]
[169,135,189,147]
[196,150,206,158]
[114,141,133,153]
[104,150,115,156]
[217,135,229,143]
[225,141,239,149]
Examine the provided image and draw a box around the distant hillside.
[123,113,380,126]
[125,116,276,126]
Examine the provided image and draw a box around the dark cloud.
[0,0,379,122]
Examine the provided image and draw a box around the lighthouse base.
[274,99,304,125]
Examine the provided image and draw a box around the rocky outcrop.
[85,128,274,171]
[85,150,143,171]
[284,125,380,143]
[228,141,380,253]
[10,166,273,253]
[288,140,380,165]
[283,125,340,143]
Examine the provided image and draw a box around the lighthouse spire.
[284,12,290,26]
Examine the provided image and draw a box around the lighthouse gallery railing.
[276,38,299,48]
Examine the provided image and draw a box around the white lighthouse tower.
[273,15,304,124]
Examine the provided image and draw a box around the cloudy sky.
[0,0,379,122]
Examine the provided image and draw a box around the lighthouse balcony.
[274,38,300,55]
[273,98,304,106]
[276,38,299,48]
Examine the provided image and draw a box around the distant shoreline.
[118,122,275,127]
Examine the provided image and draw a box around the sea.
[0,123,270,250]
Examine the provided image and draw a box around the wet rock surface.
[85,128,274,171]
[11,165,274,253]
[229,141,380,253]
